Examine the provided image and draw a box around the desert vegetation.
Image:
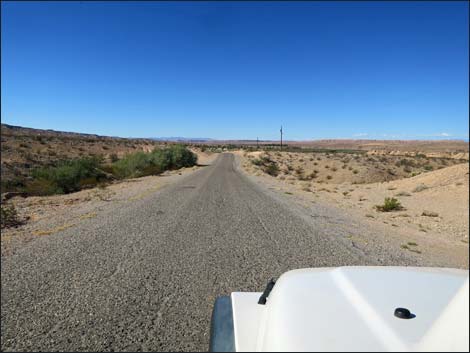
[1,124,162,193]
[1,124,197,196]
[1,204,23,229]
[240,147,469,249]
[375,197,403,212]
[3,144,197,197]
[243,150,465,184]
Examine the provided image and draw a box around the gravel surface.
[1,153,416,352]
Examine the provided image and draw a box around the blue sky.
[1,1,468,140]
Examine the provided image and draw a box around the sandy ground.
[236,151,469,268]
[1,151,217,256]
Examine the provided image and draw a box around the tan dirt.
[236,150,469,268]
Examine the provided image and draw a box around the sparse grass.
[375,197,403,212]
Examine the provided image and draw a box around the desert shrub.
[251,158,263,166]
[375,197,403,212]
[165,145,197,169]
[326,175,332,180]
[352,169,359,174]
[25,178,62,196]
[295,166,304,175]
[423,165,433,171]
[331,167,337,172]
[263,163,280,177]
[1,204,23,228]
[112,145,197,179]
[1,177,26,193]
[396,158,416,167]
[113,151,157,178]
[29,157,105,195]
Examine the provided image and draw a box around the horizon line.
[2,123,469,142]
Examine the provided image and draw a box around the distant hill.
[150,137,215,142]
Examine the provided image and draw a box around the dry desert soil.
[237,149,469,268]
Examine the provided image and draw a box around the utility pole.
[280,126,283,151]
[256,137,259,149]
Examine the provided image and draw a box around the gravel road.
[1,153,416,351]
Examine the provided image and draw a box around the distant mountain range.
[150,137,215,142]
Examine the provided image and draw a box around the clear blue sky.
[2,1,468,140]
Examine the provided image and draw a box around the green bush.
[20,145,197,196]
[28,157,105,195]
[112,152,153,179]
[111,145,197,179]
[166,144,198,169]
[375,197,403,212]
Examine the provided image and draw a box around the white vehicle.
[209,266,469,352]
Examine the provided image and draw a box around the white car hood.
[231,266,469,352]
